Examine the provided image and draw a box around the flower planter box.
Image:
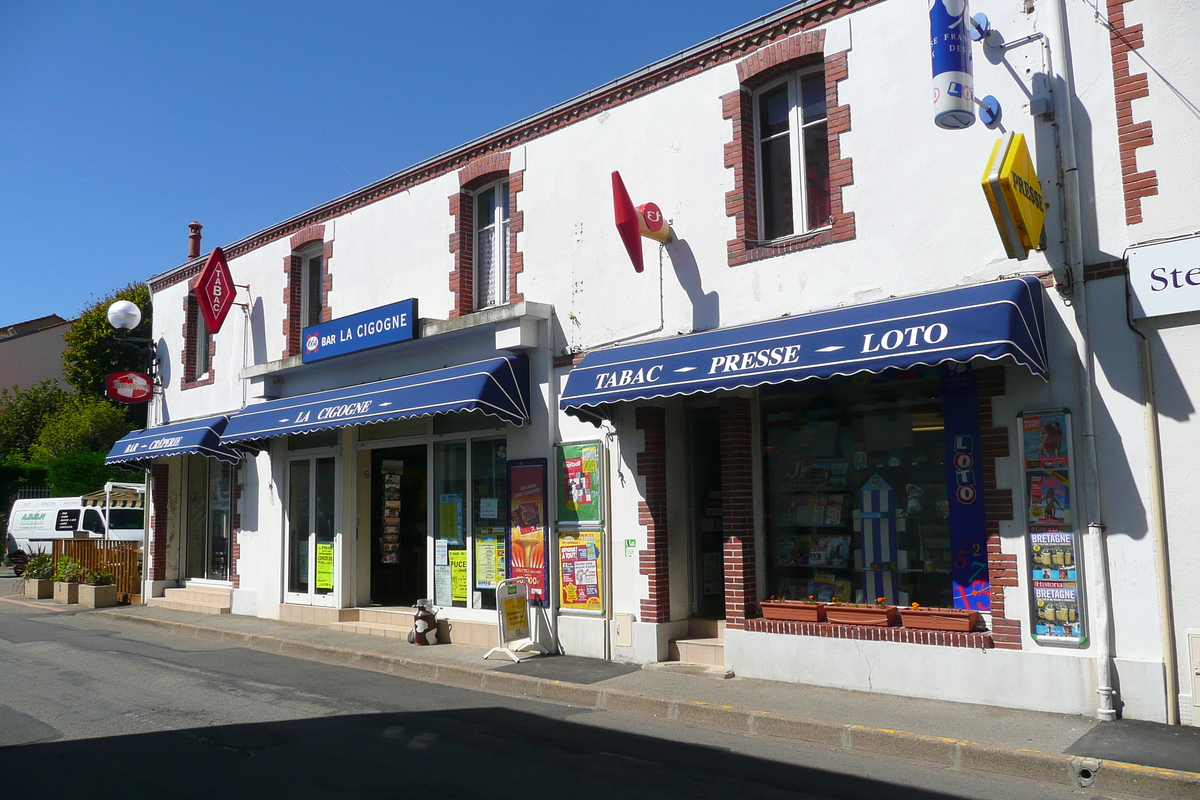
[53,581,79,604]
[760,601,826,622]
[899,608,982,632]
[825,605,898,626]
[79,584,118,609]
[25,578,53,599]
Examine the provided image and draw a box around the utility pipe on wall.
[1045,0,1117,721]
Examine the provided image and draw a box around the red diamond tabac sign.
[191,246,236,333]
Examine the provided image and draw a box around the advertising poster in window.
[1019,409,1086,645]
[508,459,548,607]
[941,365,989,611]
[315,543,334,590]
[449,549,467,604]
[558,529,604,613]
[557,442,603,525]
[474,529,506,589]
[380,460,403,564]
[439,493,463,542]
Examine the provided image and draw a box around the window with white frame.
[755,67,831,241]
[301,248,324,328]
[474,180,510,309]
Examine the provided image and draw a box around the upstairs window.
[474,180,510,310]
[755,68,831,240]
[301,248,324,328]
[194,304,211,377]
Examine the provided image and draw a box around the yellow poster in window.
[449,548,467,603]
[315,543,334,590]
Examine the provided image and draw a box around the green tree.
[62,282,153,402]
[31,396,133,461]
[0,379,72,459]
[45,451,125,496]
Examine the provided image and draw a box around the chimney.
[188,221,203,260]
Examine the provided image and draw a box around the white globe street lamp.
[107,300,143,331]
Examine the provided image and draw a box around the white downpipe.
[1046,0,1116,721]
[1138,336,1180,724]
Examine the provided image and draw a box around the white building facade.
[108,0,1200,724]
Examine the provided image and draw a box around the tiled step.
[671,637,725,667]
[147,585,231,615]
[147,596,231,614]
[329,619,413,639]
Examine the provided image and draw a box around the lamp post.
[105,300,156,403]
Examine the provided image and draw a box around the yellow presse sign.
[982,133,1046,261]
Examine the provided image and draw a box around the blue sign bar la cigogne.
[302,298,418,363]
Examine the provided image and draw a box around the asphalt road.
[0,581,1158,799]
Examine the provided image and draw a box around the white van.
[5,482,145,558]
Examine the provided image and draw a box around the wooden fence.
[51,540,142,601]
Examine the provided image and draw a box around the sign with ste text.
[191,246,237,333]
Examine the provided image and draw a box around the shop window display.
[763,369,976,609]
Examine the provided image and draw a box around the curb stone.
[87,610,1200,799]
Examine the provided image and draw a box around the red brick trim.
[720,397,756,629]
[636,406,671,623]
[724,35,854,266]
[282,239,333,357]
[149,1,881,291]
[1084,259,1126,282]
[289,224,325,252]
[180,294,215,390]
[1106,1,1158,225]
[553,352,586,370]
[976,365,1022,649]
[459,152,510,187]
[744,617,995,648]
[448,155,524,317]
[149,464,169,582]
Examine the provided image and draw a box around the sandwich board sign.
[484,578,547,663]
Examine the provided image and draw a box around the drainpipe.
[1045,0,1117,721]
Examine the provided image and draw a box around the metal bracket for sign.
[484,578,548,663]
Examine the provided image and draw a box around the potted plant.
[23,553,54,599]
[79,569,119,609]
[825,597,899,627]
[52,555,83,604]
[760,595,827,622]
[899,603,983,632]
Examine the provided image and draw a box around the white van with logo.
[5,482,145,558]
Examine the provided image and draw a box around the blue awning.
[561,277,1046,419]
[106,415,241,465]
[222,355,530,444]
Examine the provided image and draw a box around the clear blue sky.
[0,1,788,326]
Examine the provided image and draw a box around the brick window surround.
[448,152,525,318]
[282,224,333,359]
[720,397,758,630]
[180,294,215,390]
[739,366,1017,650]
[1106,0,1158,225]
[635,406,670,623]
[723,28,855,266]
[149,464,169,583]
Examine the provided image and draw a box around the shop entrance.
[688,407,725,619]
[285,453,338,607]
[369,445,427,605]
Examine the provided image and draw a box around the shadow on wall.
[240,454,258,532]
[1038,306,1149,541]
[665,238,719,333]
[250,296,267,367]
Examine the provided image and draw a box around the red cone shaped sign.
[191,246,236,333]
[106,371,152,404]
[612,171,644,273]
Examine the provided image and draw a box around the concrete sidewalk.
[5,593,1198,799]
